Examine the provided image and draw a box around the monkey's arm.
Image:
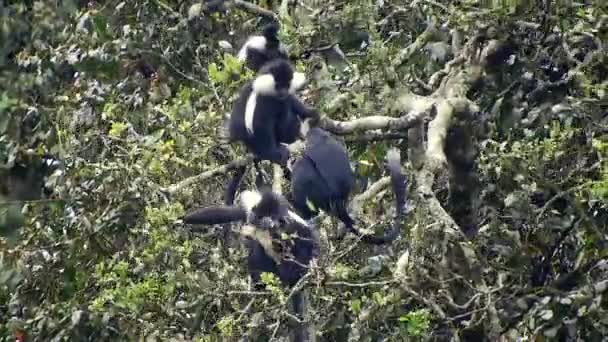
[289,95,320,121]
[248,128,290,166]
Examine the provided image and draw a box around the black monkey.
[236,22,318,145]
[237,22,289,72]
[291,124,407,244]
[228,59,317,166]
[183,188,319,286]
[183,188,319,341]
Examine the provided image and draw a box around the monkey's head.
[254,59,306,99]
[240,189,289,229]
[262,22,280,42]
[302,123,330,147]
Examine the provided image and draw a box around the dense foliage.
[1,1,606,341]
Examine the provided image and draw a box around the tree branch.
[320,110,426,135]
[351,176,391,214]
[163,156,254,195]
[232,0,279,21]
[394,37,506,283]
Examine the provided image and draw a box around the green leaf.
[109,122,128,137]
[350,299,362,314]
[208,63,222,84]
[91,13,111,39]
[223,53,243,73]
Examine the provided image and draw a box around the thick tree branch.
[351,176,391,214]
[394,37,507,285]
[344,131,409,143]
[232,0,279,21]
[320,109,427,135]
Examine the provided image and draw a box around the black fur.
[228,60,292,165]
[277,95,320,144]
[228,59,319,167]
[291,127,407,244]
[237,23,319,146]
[223,165,248,206]
[183,188,318,341]
[203,0,226,14]
[183,205,247,225]
[239,23,289,72]
[184,188,319,286]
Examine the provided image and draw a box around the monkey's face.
[255,59,303,99]
[275,84,290,99]
[270,66,293,99]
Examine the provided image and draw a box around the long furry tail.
[386,148,407,217]
[342,148,407,245]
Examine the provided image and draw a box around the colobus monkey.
[237,22,289,72]
[183,188,319,341]
[291,123,407,244]
[183,188,319,286]
[236,22,318,145]
[228,59,318,166]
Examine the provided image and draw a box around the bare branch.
[351,176,391,214]
[163,156,254,195]
[164,143,306,196]
[392,24,440,68]
[393,36,502,283]
[232,0,279,21]
[321,101,430,135]
[344,131,409,143]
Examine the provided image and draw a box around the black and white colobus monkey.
[236,22,318,145]
[228,58,318,166]
[237,22,289,72]
[183,188,318,341]
[291,123,407,244]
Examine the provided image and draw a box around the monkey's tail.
[339,148,407,245]
[386,148,407,217]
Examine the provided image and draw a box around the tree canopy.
[1,0,607,341]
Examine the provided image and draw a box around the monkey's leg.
[253,160,272,189]
[333,202,356,241]
[224,164,248,205]
[222,165,248,253]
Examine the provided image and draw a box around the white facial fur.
[240,190,262,214]
[241,224,256,237]
[252,74,277,96]
[289,72,306,94]
[237,36,267,61]
[252,72,306,96]
[244,92,257,135]
[246,71,307,135]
